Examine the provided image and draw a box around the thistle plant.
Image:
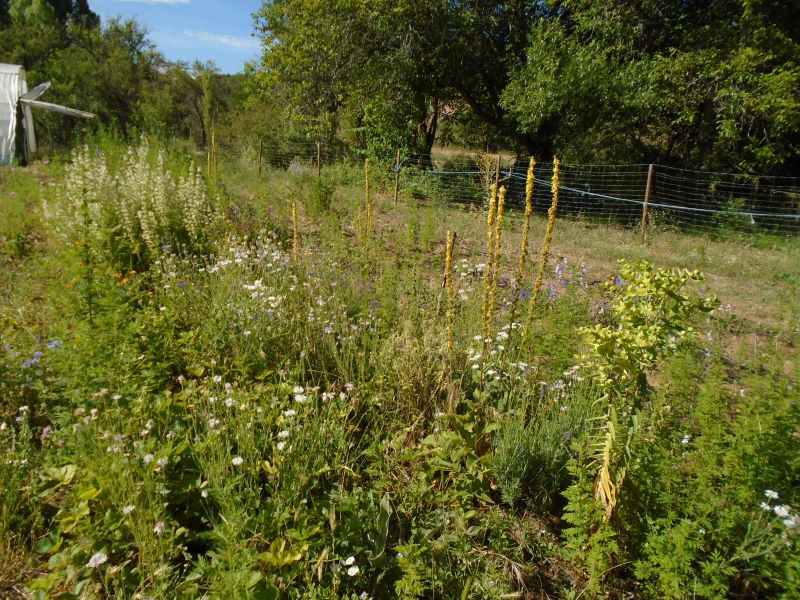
[522,157,561,342]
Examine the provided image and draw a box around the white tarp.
[0,63,94,165]
[0,63,24,165]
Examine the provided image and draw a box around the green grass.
[1,142,798,599]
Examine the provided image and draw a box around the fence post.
[258,139,263,175]
[316,142,321,178]
[393,149,401,207]
[494,154,501,192]
[641,163,655,243]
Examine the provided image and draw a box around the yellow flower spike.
[444,230,455,354]
[523,157,561,342]
[482,184,498,338]
[517,157,536,284]
[487,186,507,329]
[364,159,371,237]
[291,198,300,261]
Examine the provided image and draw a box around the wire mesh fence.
[227,139,800,237]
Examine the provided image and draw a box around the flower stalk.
[523,157,561,342]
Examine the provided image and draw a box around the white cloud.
[183,30,260,49]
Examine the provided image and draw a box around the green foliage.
[578,260,717,400]
[2,146,798,599]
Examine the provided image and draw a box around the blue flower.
[561,278,569,288]
[614,275,624,286]
[518,289,531,299]
[22,357,39,369]
[46,340,63,349]
[161,244,171,250]
[177,281,188,288]
[548,284,558,298]
[33,351,43,359]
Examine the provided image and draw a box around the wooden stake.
[316,142,321,178]
[393,149,401,207]
[258,139,263,175]
[641,163,655,243]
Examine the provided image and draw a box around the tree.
[254,0,554,160]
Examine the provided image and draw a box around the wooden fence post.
[258,139,263,175]
[641,163,655,243]
[494,154,501,191]
[393,149,401,207]
[316,142,321,178]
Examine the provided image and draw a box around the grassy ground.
[1,144,798,599]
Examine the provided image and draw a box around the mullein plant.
[482,183,499,341]
[513,158,536,309]
[522,157,561,343]
[487,186,507,329]
[292,197,300,261]
[364,158,372,238]
[444,230,455,354]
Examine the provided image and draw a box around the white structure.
[1,63,94,165]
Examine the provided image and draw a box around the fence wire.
[231,140,800,237]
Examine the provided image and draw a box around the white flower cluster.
[761,489,798,529]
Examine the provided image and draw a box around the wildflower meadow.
[1,137,799,599]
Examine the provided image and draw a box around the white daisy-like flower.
[283,409,297,418]
[225,397,236,408]
[293,386,304,394]
[773,505,791,518]
[344,556,356,566]
[143,454,154,464]
[765,489,779,500]
[276,441,286,451]
[277,430,290,439]
[157,457,168,468]
[212,375,222,383]
[294,394,308,403]
[86,551,108,568]
[347,565,360,577]
[122,504,135,515]
[232,456,244,466]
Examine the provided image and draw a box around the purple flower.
[548,284,558,298]
[41,426,52,440]
[614,275,624,286]
[561,279,568,288]
[46,340,63,349]
[518,289,531,299]
[177,281,187,288]
[33,351,43,359]
[22,357,39,369]
[161,244,171,250]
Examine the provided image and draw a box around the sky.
[91,0,263,74]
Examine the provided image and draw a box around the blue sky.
[91,0,263,73]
